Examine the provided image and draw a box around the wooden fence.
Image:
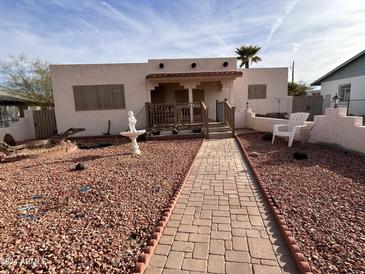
[33,109,57,139]
[292,95,323,121]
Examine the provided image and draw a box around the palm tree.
[235,45,262,68]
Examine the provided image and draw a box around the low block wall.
[310,108,365,154]
[246,108,289,132]
[245,108,365,155]
[0,110,36,143]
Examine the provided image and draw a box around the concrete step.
[208,131,233,139]
[208,122,227,127]
[209,126,231,132]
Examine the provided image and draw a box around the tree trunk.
[245,61,249,68]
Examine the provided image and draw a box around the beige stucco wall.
[51,58,288,136]
[50,63,148,136]
[148,57,237,73]
[233,68,288,128]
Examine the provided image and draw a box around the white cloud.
[0,0,364,84]
[265,0,299,49]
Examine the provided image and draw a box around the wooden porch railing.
[201,102,209,138]
[145,102,202,129]
[224,101,235,136]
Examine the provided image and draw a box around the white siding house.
[311,50,365,116]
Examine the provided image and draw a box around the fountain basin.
[120,130,146,155]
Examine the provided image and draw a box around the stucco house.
[311,50,365,116]
[50,57,288,137]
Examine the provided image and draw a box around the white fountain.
[120,111,146,155]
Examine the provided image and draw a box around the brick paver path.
[145,139,297,274]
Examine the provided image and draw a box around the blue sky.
[0,0,364,83]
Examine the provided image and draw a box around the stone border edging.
[235,135,313,274]
[133,139,204,274]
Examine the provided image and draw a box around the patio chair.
[272,112,310,147]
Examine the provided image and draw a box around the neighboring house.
[311,50,365,115]
[50,57,288,136]
[0,89,37,142]
[0,89,27,128]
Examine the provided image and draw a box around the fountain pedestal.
[120,111,146,155]
[120,130,146,155]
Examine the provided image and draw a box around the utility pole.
[291,61,295,83]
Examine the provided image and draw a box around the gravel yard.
[239,134,365,274]
[0,138,202,273]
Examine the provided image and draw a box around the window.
[248,84,267,99]
[73,84,125,111]
[338,84,351,101]
[0,106,20,128]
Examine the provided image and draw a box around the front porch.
[145,99,236,138]
[144,71,241,137]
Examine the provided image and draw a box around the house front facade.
[311,50,365,116]
[50,57,288,136]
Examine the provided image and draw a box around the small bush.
[192,127,202,133]
[293,151,308,160]
[262,132,273,141]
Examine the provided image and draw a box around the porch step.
[208,125,231,132]
[208,131,233,139]
[207,122,233,139]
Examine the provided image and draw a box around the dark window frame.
[73,84,126,111]
[248,84,267,99]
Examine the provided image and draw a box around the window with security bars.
[338,84,351,102]
[73,84,126,111]
[248,84,267,99]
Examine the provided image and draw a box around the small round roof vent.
[159,63,164,69]
[191,62,197,68]
[223,61,229,67]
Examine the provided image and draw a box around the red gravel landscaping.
[0,139,202,273]
[239,133,365,274]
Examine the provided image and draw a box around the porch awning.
[146,70,242,79]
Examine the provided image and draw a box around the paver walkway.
[145,139,297,274]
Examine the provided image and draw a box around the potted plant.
[172,126,179,135]
[151,126,160,136]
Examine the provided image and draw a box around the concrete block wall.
[310,108,365,154]
[245,107,365,155]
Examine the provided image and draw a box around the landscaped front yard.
[0,139,202,273]
[239,133,365,274]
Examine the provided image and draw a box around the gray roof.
[311,50,365,86]
[0,88,27,104]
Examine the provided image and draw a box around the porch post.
[182,82,199,123]
[188,87,193,122]
[221,80,234,104]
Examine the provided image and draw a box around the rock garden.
[239,133,365,274]
[0,138,202,273]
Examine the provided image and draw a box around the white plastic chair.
[272,112,310,147]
